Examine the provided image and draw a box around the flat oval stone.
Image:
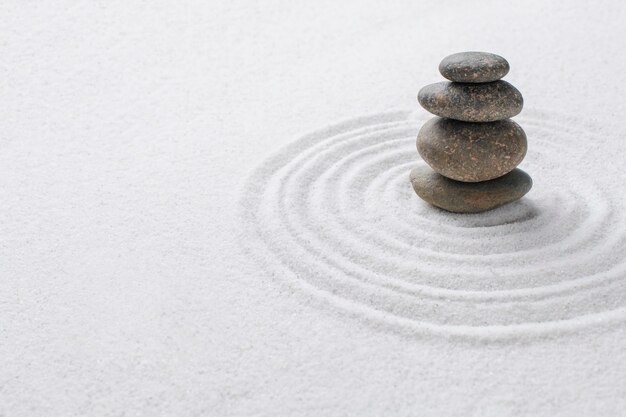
[418,81,523,122]
[439,52,509,83]
[417,117,527,182]
[409,165,532,213]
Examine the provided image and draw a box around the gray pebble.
[409,165,532,213]
[439,52,509,83]
[418,81,523,122]
[417,117,527,182]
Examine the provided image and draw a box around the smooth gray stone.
[418,81,523,122]
[439,51,509,83]
[417,117,527,182]
[409,165,533,213]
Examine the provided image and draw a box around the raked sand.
[2,1,626,416]
[241,109,626,341]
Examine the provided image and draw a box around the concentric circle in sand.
[240,110,626,340]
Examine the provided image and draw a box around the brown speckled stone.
[417,117,527,182]
[439,52,509,83]
[409,165,532,213]
[418,81,523,122]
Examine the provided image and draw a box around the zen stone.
[439,52,509,83]
[418,81,523,122]
[409,165,532,213]
[417,118,527,182]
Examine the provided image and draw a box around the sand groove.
[240,110,626,340]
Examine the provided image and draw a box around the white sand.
[2,0,626,415]
[242,109,626,340]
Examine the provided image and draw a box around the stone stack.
[410,52,532,213]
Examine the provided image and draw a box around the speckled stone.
[417,117,527,182]
[418,81,523,122]
[439,52,509,83]
[409,165,532,213]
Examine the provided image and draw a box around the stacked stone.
[410,52,532,213]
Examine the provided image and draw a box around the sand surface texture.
[2,1,626,416]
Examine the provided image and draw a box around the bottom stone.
[409,165,532,213]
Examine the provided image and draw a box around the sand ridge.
[240,110,626,341]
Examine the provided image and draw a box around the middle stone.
[418,80,523,122]
[417,117,527,182]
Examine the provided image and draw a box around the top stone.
[439,52,509,83]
